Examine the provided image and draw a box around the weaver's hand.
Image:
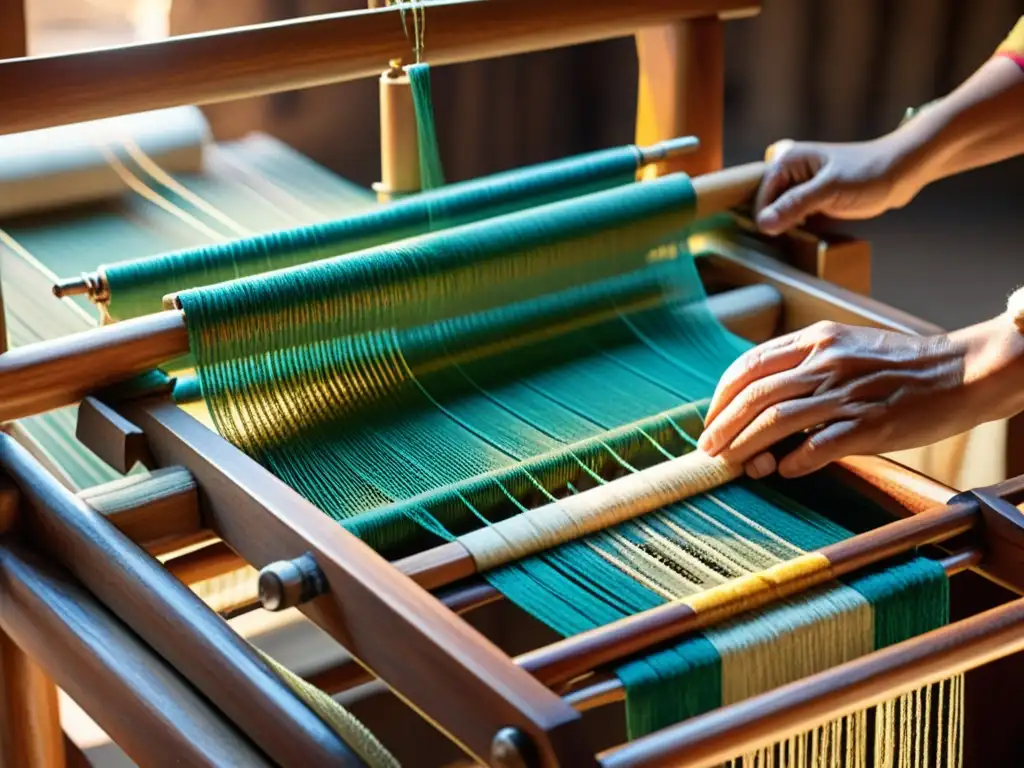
[697,318,1024,479]
[754,136,920,236]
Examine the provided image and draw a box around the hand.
[697,318,1024,479]
[754,135,921,236]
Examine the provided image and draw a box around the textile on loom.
[171,171,963,766]
[0,131,375,491]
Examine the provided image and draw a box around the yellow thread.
[681,552,832,614]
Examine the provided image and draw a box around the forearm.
[888,55,1024,195]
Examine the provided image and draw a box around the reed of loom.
[3,4,1024,768]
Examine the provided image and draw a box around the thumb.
[756,171,835,236]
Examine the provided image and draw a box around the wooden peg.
[258,553,327,611]
[374,59,421,202]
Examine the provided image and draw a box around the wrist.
[950,314,1024,425]
[878,117,947,205]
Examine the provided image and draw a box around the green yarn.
[179,172,952,759]
[101,145,643,321]
[171,374,202,404]
[406,63,446,190]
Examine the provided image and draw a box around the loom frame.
[69,232,1024,766]
[2,0,1024,764]
[5,221,1024,765]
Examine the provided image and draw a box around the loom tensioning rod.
[0,162,766,424]
[51,135,703,302]
[597,592,1024,768]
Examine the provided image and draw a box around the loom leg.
[0,0,26,60]
[635,17,724,179]
[0,632,65,767]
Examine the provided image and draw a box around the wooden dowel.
[598,594,1024,768]
[513,500,979,689]
[375,61,421,201]
[0,310,187,424]
[0,0,758,136]
[0,434,368,767]
[561,548,983,712]
[0,267,776,425]
[393,445,744,590]
[0,541,274,768]
[53,135,702,302]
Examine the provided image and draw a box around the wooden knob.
[258,553,326,611]
[490,727,538,768]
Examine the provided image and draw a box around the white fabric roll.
[0,106,209,218]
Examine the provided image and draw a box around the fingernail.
[756,209,780,230]
[747,453,776,479]
[698,433,718,455]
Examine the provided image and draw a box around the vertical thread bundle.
[406,63,446,190]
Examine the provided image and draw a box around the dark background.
[172,0,1024,332]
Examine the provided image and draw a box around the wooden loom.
[2,1,1024,766]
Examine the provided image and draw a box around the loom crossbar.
[513,499,980,688]
[0,0,759,136]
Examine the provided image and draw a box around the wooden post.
[0,632,65,767]
[635,17,724,179]
[0,0,22,357]
[0,0,26,61]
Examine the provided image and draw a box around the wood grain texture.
[0,0,26,63]
[0,629,64,768]
[0,434,369,768]
[0,539,273,768]
[115,399,596,767]
[0,311,186,423]
[635,18,724,178]
[0,0,759,136]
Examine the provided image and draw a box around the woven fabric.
[179,173,957,762]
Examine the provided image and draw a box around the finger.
[776,420,866,478]
[754,140,798,217]
[745,452,777,480]
[702,334,812,428]
[701,369,826,457]
[763,139,795,164]
[753,167,798,221]
[757,173,836,236]
[717,392,843,465]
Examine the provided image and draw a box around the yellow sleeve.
[995,16,1024,68]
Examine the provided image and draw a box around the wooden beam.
[635,17,725,178]
[0,632,64,768]
[0,0,759,135]
[0,0,26,60]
